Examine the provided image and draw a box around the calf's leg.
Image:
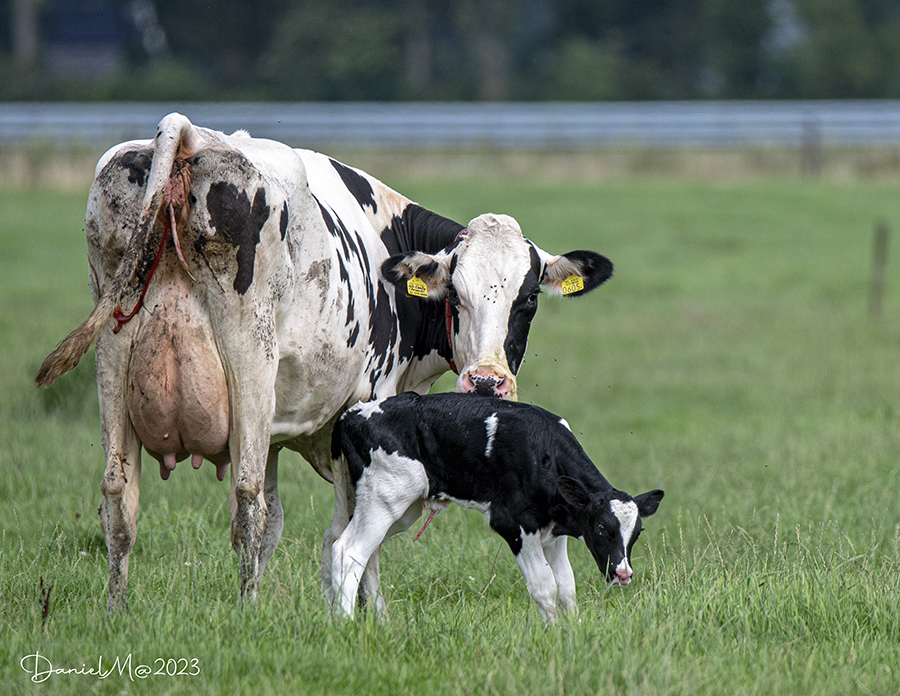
[356,501,423,616]
[332,456,426,618]
[542,534,577,617]
[514,530,560,624]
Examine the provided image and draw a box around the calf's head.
[381,213,613,400]
[556,477,664,585]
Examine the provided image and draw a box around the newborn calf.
[330,392,664,622]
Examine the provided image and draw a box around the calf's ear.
[538,249,613,297]
[634,489,665,517]
[381,251,452,300]
[557,475,592,510]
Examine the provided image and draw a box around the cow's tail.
[35,113,203,388]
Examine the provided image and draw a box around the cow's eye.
[526,290,539,308]
[597,523,606,534]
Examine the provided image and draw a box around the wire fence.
[3,101,900,150]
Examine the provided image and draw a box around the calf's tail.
[35,113,202,388]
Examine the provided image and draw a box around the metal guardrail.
[2,101,900,149]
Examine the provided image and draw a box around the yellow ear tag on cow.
[561,274,585,295]
[407,275,428,298]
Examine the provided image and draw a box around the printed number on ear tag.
[407,275,428,298]
[561,275,585,295]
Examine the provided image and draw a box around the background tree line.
[4,0,900,102]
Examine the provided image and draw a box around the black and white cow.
[331,392,664,622]
[35,113,613,611]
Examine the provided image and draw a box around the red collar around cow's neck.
[445,296,458,374]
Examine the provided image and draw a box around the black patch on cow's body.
[116,149,152,187]
[380,204,465,256]
[347,322,360,348]
[206,182,271,295]
[367,282,399,397]
[374,203,467,369]
[336,252,350,284]
[316,197,375,302]
[345,292,355,326]
[330,159,377,213]
[279,202,289,240]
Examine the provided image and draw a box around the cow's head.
[555,477,664,585]
[381,213,613,400]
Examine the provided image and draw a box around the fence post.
[869,219,890,318]
[801,117,822,177]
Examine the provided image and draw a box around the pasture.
[2,166,900,695]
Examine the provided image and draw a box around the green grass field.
[2,170,900,695]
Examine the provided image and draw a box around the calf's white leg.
[515,530,560,624]
[542,534,577,617]
[356,500,425,616]
[331,450,427,617]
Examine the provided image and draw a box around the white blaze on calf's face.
[609,498,639,582]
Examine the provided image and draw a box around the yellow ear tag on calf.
[407,275,428,298]
[561,274,585,295]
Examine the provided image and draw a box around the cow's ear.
[381,251,452,300]
[557,476,592,510]
[634,489,665,517]
[539,250,613,297]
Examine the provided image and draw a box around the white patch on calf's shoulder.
[610,499,639,548]
[484,412,499,457]
[559,418,571,432]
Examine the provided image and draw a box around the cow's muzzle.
[460,368,512,399]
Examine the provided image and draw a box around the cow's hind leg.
[95,330,143,612]
[98,430,142,612]
[225,368,276,603]
[257,445,284,579]
[230,456,268,602]
[322,455,353,604]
